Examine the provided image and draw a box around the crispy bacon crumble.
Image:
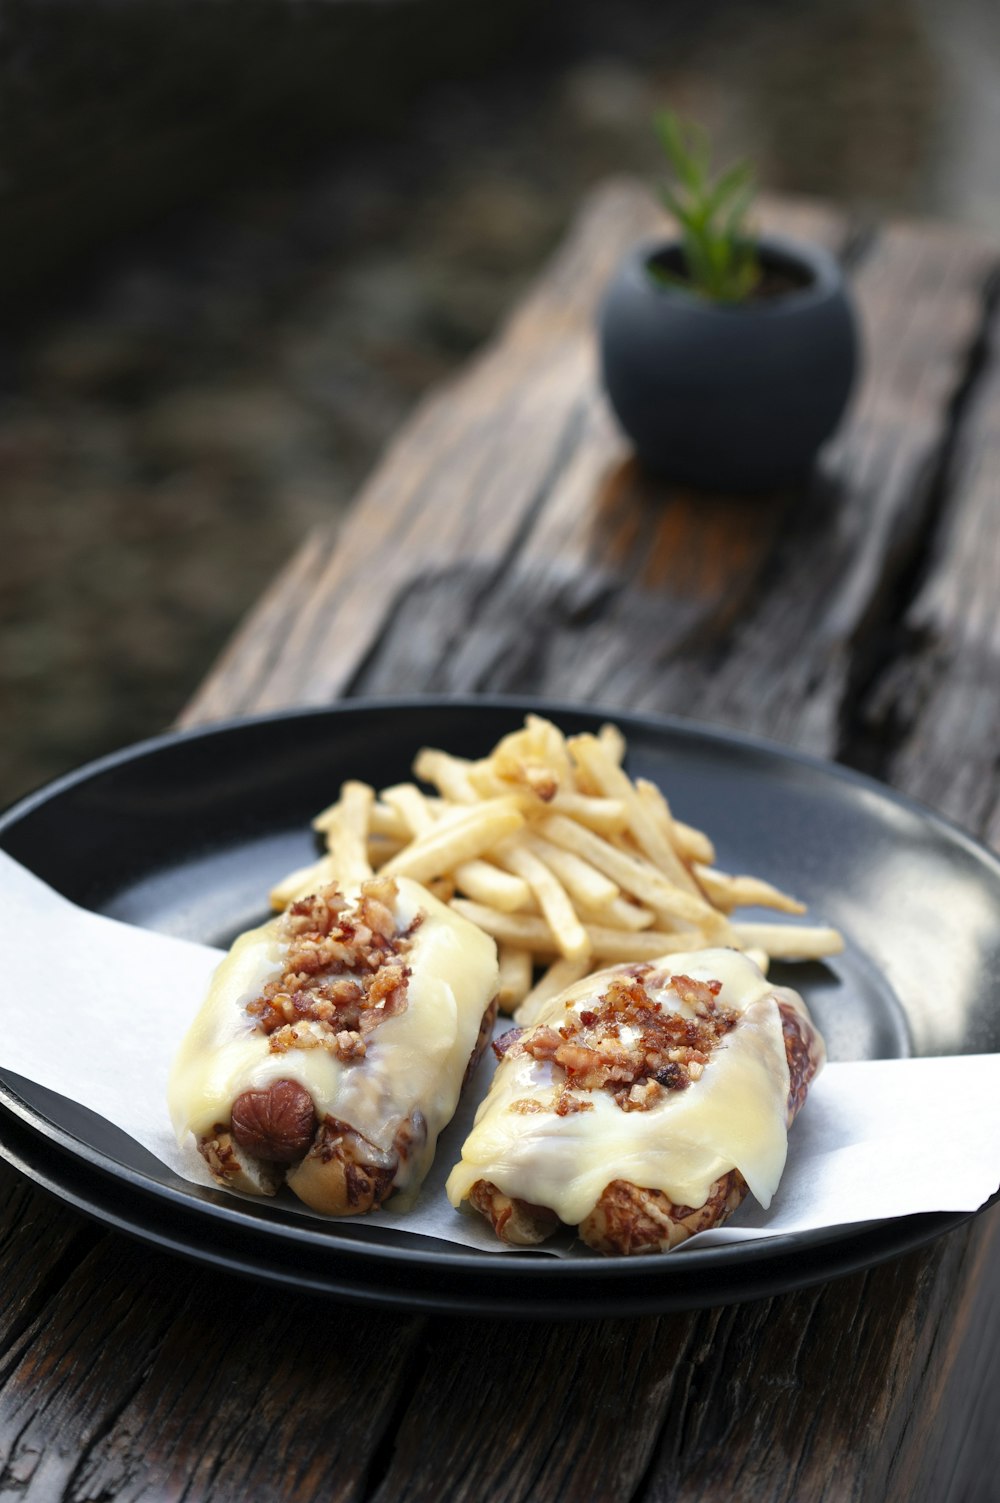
[245,878,422,1062]
[502,968,737,1114]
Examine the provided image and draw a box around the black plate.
[2,696,998,1318]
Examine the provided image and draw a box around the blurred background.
[3,0,999,809]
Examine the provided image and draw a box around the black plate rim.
[0,1105,978,1318]
[1,694,997,1310]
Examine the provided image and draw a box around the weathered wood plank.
[864,277,1000,845]
[183,186,999,794]
[180,184,849,727]
[0,1226,423,1503]
[0,1163,98,1385]
[347,215,998,769]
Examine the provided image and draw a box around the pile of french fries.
[269,716,843,1025]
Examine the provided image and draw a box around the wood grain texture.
[865,269,1000,844]
[0,1217,425,1503]
[5,183,1000,1502]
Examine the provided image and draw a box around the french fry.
[381,783,435,836]
[383,783,530,910]
[269,853,339,910]
[663,813,716,867]
[452,860,532,912]
[312,780,375,836]
[693,865,807,915]
[450,900,697,964]
[368,800,411,839]
[543,792,627,834]
[311,799,343,835]
[275,714,844,981]
[378,798,525,884]
[514,957,591,1028]
[495,840,591,963]
[522,831,620,910]
[322,818,372,888]
[487,715,573,801]
[632,779,702,893]
[577,894,655,931]
[413,748,479,804]
[538,813,723,932]
[731,923,844,960]
[340,780,374,837]
[570,735,698,895]
[497,945,533,1014]
[310,780,374,889]
[449,901,554,952]
[598,722,626,764]
[366,834,405,865]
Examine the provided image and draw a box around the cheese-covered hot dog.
[446,948,824,1253]
[170,875,498,1215]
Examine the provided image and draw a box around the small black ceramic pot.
[598,236,859,491]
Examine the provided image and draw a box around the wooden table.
[4,181,1000,1501]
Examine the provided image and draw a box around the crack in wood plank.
[854,261,1000,845]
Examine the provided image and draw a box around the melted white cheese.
[446,948,794,1225]
[169,877,498,1200]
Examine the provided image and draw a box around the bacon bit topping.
[517,968,737,1111]
[246,879,419,1059]
[492,1027,524,1061]
[553,1088,594,1117]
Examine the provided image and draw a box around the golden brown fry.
[543,792,627,834]
[631,779,702,893]
[522,831,620,910]
[383,784,530,910]
[576,894,655,931]
[538,813,724,932]
[321,818,372,888]
[495,840,591,963]
[452,860,532,913]
[268,853,339,911]
[513,957,591,1028]
[486,715,573,802]
[449,899,696,964]
[693,865,807,916]
[413,749,479,804]
[597,722,626,764]
[497,945,533,1014]
[731,923,844,959]
[281,714,843,980]
[665,814,716,867]
[378,799,525,884]
[570,736,698,895]
[365,834,405,865]
[381,783,435,836]
[368,800,411,839]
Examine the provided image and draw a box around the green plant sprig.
[652,111,761,303]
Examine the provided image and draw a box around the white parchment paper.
[2,848,999,1255]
